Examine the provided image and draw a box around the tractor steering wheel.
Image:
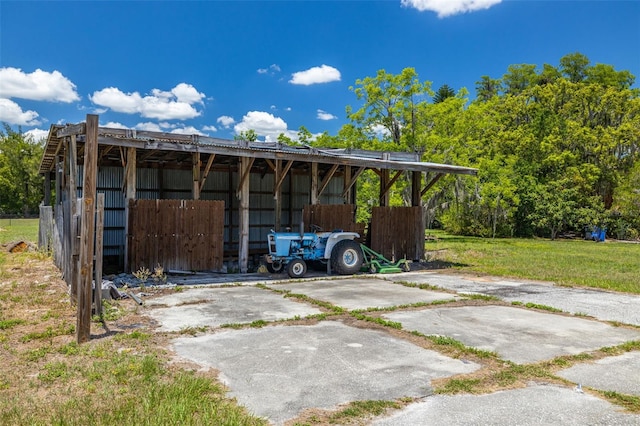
[310,224,323,233]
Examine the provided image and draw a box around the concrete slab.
[558,351,640,396]
[389,271,640,325]
[146,286,322,332]
[383,306,640,363]
[171,321,480,425]
[269,278,457,310]
[371,384,640,425]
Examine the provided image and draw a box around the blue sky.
[1,0,639,142]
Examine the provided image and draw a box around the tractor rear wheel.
[287,259,307,278]
[330,240,363,275]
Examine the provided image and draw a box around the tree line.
[2,52,638,240]
[308,53,640,240]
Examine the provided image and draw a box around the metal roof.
[39,124,477,176]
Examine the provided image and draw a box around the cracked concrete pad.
[372,384,640,425]
[270,278,457,310]
[171,321,479,425]
[558,351,640,396]
[390,272,640,325]
[146,286,322,332]
[383,306,640,363]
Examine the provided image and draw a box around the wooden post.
[237,157,251,273]
[43,172,51,206]
[310,162,319,205]
[77,114,98,344]
[69,135,79,302]
[192,152,201,200]
[343,166,351,204]
[94,193,104,317]
[379,168,390,207]
[274,159,282,231]
[124,147,136,272]
[411,171,422,207]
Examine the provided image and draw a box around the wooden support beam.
[264,158,276,171]
[235,157,255,199]
[342,166,351,204]
[77,114,98,344]
[124,147,136,272]
[310,162,319,205]
[192,152,201,200]
[379,169,403,201]
[341,166,365,198]
[420,172,444,197]
[57,122,86,138]
[274,159,282,231]
[317,164,339,199]
[199,153,215,192]
[411,171,422,207]
[238,157,251,273]
[274,160,293,194]
[94,193,104,317]
[379,169,390,207]
[68,135,79,303]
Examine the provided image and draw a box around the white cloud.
[401,0,502,17]
[289,65,341,85]
[102,121,129,129]
[170,126,205,136]
[257,64,281,74]
[285,107,292,112]
[216,115,235,128]
[234,110,296,142]
[317,109,337,120]
[0,67,80,102]
[90,83,205,120]
[370,124,391,138]
[170,83,205,104]
[134,122,163,132]
[202,125,217,132]
[270,105,277,110]
[0,98,41,125]
[24,128,49,142]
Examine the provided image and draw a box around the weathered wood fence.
[302,204,357,233]
[370,206,424,261]
[128,199,225,272]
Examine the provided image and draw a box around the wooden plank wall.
[302,204,356,233]
[370,206,424,261]
[128,199,225,272]
[38,205,54,254]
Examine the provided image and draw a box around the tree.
[0,124,45,215]
[433,84,455,103]
[475,75,502,102]
[347,67,433,150]
[502,64,538,95]
[234,129,258,142]
[559,52,590,83]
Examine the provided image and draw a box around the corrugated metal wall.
[79,163,345,270]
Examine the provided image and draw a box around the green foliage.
[336,53,639,239]
[0,125,45,215]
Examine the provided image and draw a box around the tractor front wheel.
[330,240,363,275]
[287,259,307,278]
[267,260,283,274]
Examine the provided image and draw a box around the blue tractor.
[264,225,363,278]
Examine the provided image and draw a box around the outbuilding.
[39,114,476,280]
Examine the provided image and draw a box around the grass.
[0,218,39,244]
[0,251,267,426]
[426,230,640,294]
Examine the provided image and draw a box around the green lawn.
[0,218,39,244]
[426,231,640,294]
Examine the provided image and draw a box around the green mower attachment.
[360,244,411,274]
